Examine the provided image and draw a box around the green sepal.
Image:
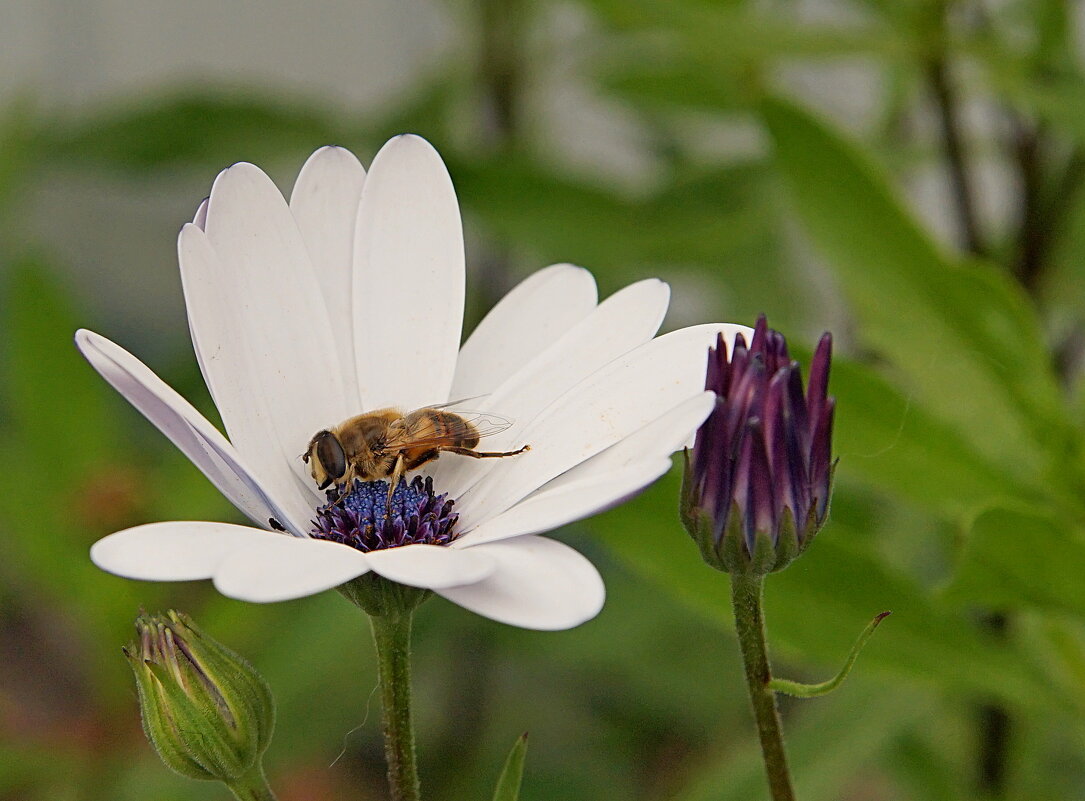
[769,507,801,573]
[718,504,748,573]
[157,672,251,779]
[127,650,217,781]
[182,616,275,756]
[768,611,891,698]
[681,448,835,577]
[339,572,432,618]
[491,733,529,801]
[750,529,777,575]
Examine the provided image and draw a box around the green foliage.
[42,92,361,174]
[7,0,1085,798]
[946,507,1085,618]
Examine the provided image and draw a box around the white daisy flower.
[78,135,750,630]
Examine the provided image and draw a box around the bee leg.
[441,444,531,459]
[327,473,355,510]
[385,454,407,516]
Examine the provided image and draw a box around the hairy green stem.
[371,611,422,801]
[225,762,277,801]
[730,573,796,801]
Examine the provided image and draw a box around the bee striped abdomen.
[426,409,480,448]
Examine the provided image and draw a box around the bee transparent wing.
[424,394,491,411]
[388,409,515,450]
[459,411,514,439]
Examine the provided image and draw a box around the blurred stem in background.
[468,0,529,323]
[928,4,1007,795]
[926,28,986,256]
[478,0,526,147]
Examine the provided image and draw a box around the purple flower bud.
[681,316,835,574]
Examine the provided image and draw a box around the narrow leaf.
[768,611,891,697]
[491,733,529,801]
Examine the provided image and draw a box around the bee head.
[304,430,347,490]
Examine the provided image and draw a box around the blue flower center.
[310,476,459,553]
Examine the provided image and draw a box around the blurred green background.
[3,0,1085,798]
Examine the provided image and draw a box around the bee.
[303,405,529,501]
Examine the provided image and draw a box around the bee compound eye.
[314,431,347,483]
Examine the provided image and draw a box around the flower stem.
[370,610,422,801]
[225,762,278,801]
[730,573,796,801]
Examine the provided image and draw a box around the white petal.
[433,279,670,497]
[213,536,370,603]
[74,329,305,533]
[540,391,715,492]
[353,135,464,410]
[451,263,598,398]
[181,209,213,394]
[438,536,604,630]
[178,224,325,520]
[456,324,752,527]
[200,162,350,494]
[365,543,496,589]
[456,458,671,547]
[193,197,209,229]
[91,521,275,581]
[290,146,367,409]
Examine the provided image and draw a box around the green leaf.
[945,506,1085,618]
[829,355,1020,519]
[767,611,891,697]
[761,96,1077,503]
[491,733,528,801]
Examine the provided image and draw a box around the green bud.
[126,610,274,783]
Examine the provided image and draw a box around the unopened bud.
[682,316,835,575]
[126,610,274,783]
